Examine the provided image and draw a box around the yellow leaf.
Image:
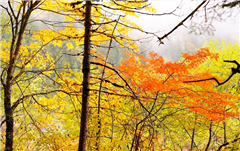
[66,42,74,50]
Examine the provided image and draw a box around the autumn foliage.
[118,48,239,122]
[1,0,240,150]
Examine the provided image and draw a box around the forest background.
[0,0,240,151]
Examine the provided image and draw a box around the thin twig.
[158,0,207,45]
[95,15,122,150]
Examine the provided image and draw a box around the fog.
[128,0,239,61]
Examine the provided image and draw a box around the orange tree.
[117,48,239,150]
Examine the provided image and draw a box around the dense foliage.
[0,1,239,151]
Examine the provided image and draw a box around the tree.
[1,2,41,150]
[0,1,78,150]
[118,47,239,150]
[79,2,91,150]
[0,0,165,150]
[1,0,239,150]
[62,1,213,150]
[200,39,240,150]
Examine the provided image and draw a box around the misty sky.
[128,0,239,61]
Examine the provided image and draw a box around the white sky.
[128,0,239,60]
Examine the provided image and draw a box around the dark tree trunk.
[78,1,92,151]
[4,86,13,151]
[191,114,197,150]
[2,2,40,150]
[223,122,227,143]
[4,22,16,151]
[190,128,195,150]
[205,121,213,151]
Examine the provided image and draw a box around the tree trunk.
[4,21,17,151]
[4,85,14,151]
[223,122,227,143]
[2,2,39,150]
[205,121,212,151]
[190,128,195,150]
[191,114,197,150]
[78,1,92,151]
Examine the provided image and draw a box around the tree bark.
[205,121,212,151]
[190,128,195,150]
[3,1,40,150]
[191,114,197,150]
[78,1,92,151]
[223,122,227,143]
[4,85,14,151]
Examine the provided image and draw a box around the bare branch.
[1,68,7,88]
[96,3,179,16]
[217,137,240,151]
[11,90,79,112]
[90,61,151,115]
[158,0,207,45]
[184,60,240,86]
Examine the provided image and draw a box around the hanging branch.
[184,60,240,86]
[157,0,207,45]
[217,137,240,151]
[222,1,240,8]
